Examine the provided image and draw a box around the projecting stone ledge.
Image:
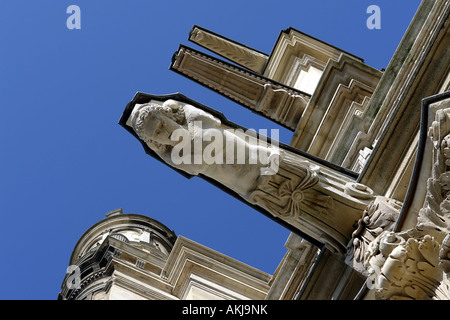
[170,45,310,131]
[188,25,269,74]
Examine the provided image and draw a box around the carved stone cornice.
[188,25,268,73]
[170,45,310,130]
[263,27,364,83]
[290,54,382,167]
[357,0,450,196]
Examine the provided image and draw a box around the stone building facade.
[60,0,450,300]
[58,209,272,300]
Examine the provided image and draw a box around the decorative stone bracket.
[248,151,375,253]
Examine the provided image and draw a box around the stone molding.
[290,54,382,168]
[265,234,318,300]
[358,0,450,196]
[163,236,271,300]
[263,27,363,83]
[284,54,325,90]
[188,25,268,73]
[170,45,309,130]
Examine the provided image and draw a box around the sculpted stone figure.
[121,94,376,253]
[126,99,280,198]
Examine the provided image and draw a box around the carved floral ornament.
[358,106,450,300]
[248,156,332,221]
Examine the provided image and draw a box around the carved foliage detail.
[439,233,450,273]
[346,197,401,276]
[419,127,450,234]
[364,232,450,300]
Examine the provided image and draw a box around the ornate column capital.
[353,94,450,299]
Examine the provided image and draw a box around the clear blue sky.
[0,0,421,299]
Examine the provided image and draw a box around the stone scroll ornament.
[361,108,450,300]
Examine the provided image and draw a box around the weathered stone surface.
[359,97,450,300]
[290,54,382,170]
[171,46,309,130]
[122,95,373,253]
[189,25,268,73]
